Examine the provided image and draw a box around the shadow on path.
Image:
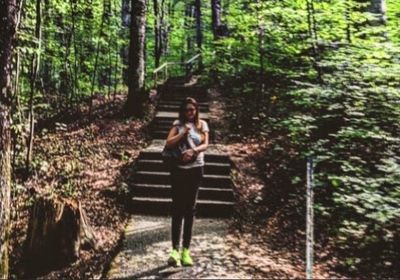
[107,215,249,279]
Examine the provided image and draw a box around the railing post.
[198,56,203,72]
[185,63,190,77]
[306,156,314,280]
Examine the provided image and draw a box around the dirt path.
[107,216,252,279]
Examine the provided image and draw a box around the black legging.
[170,165,204,250]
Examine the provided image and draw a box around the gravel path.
[107,215,250,279]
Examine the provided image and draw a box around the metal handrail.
[153,62,170,74]
[185,53,201,65]
[152,53,202,87]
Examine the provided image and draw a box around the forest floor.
[10,95,154,278]
[10,87,345,278]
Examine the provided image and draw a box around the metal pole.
[306,156,314,280]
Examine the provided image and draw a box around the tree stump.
[23,195,96,275]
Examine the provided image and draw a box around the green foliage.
[10,0,400,275]
[208,0,400,275]
[16,0,128,118]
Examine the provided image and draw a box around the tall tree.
[184,3,194,55]
[194,0,202,51]
[26,0,43,172]
[121,0,131,84]
[124,0,146,117]
[306,0,322,83]
[194,0,203,70]
[370,0,386,24]
[89,0,109,118]
[211,0,222,38]
[153,0,167,67]
[0,0,22,277]
[153,0,162,67]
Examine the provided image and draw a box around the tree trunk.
[23,196,96,275]
[121,0,131,27]
[258,23,265,100]
[121,0,131,85]
[153,0,161,67]
[124,0,146,117]
[345,0,352,43]
[184,4,194,56]
[26,0,43,173]
[89,0,108,119]
[0,0,21,277]
[306,0,323,83]
[113,46,119,100]
[70,0,80,103]
[194,0,203,70]
[211,0,221,38]
[0,105,11,280]
[370,0,386,24]
[194,0,202,51]
[160,0,168,55]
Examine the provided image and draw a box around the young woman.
[164,97,209,267]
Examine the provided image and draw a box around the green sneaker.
[181,247,193,266]
[168,249,181,267]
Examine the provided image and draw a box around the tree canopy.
[0,0,399,277]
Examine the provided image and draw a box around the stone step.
[161,86,207,95]
[129,80,234,219]
[130,197,234,218]
[151,131,169,140]
[161,95,208,99]
[137,159,230,174]
[149,121,173,127]
[139,151,230,163]
[133,171,231,187]
[151,118,177,124]
[164,76,190,84]
[132,184,234,201]
[158,100,209,106]
[160,95,208,102]
[150,130,171,140]
[157,104,209,112]
[149,122,175,130]
[151,119,175,125]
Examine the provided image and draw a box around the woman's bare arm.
[193,132,209,153]
[165,125,189,148]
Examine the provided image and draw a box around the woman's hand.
[182,148,196,162]
[183,124,191,134]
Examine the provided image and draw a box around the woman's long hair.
[178,97,201,130]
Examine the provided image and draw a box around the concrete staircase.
[130,77,235,218]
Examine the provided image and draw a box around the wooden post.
[306,156,314,279]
